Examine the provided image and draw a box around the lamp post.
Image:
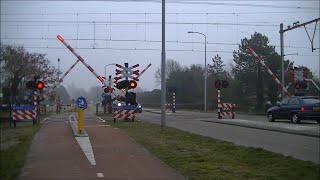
[104,63,115,82]
[188,31,207,112]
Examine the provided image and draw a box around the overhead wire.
[1,37,317,50]
[9,45,319,57]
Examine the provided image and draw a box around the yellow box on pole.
[78,108,83,133]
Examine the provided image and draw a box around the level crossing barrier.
[112,105,136,122]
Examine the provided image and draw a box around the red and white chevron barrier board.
[57,35,118,97]
[113,110,135,120]
[218,103,235,108]
[219,111,235,117]
[12,110,36,120]
[247,47,291,97]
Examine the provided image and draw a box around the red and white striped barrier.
[217,89,235,119]
[136,63,152,79]
[12,106,37,121]
[218,103,235,119]
[247,47,291,97]
[172,92,176,113]
[12,110,36,121]
[43,59,80,99]
[113,109,135,121]
[57,35,118,97]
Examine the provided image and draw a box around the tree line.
[138,32,318,112]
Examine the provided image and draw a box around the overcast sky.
[1,0,319,93]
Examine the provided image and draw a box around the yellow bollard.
[71,104,75,112]
[78,108,83,133]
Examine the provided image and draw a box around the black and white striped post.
[33,90,38,124]
[217,89,221,119]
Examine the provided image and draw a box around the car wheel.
[292,113,301,124]
[267,112,275,122]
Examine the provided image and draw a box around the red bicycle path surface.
[18,112,185,180]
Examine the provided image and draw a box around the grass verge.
[112,121,320,180]
[0,124,40,180]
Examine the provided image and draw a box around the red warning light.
[129,80,137,89]
[57,35,64,42]
[37,81,44,90]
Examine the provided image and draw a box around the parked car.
[267,96,320,124]
[136,103,142,113]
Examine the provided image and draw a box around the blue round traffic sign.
[76,96,87,108]
[101,93,106,98]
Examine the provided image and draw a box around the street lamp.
[188,31,207,112]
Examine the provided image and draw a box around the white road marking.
[75,137,96,165]
[95,116,106,122]
[97,173,104,177]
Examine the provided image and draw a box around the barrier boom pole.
[57,35,118,97]
[247,47,291,97]
[43,59,80,99]
[136,63,152,79]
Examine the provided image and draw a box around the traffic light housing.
[116,80,137,89]
[215,80,229,89]
[125,92,137,106]
[26,81,36,90]
[116,80,128,89]
[221,80,229,88]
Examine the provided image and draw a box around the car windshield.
[301,98,320,104]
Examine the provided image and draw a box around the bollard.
[78,108,83,133]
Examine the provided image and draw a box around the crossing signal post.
[25,76,42,124]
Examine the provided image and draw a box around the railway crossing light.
[104,88,109,93]
[128,80,137,89]
[214,80,222,89]
[295,82,302,90]
[37,81,44,90]
[221,80,229,88]
[116,80,128,89]
[215,80,229,89]
[26,81,36,90]
[116,80,137,90]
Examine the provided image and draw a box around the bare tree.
[154,59,183,85]
[1,44,59,103]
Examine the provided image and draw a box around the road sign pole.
[78,108,83,133]
[161,0,166,131]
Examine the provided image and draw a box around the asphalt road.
[136,110,320,164]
